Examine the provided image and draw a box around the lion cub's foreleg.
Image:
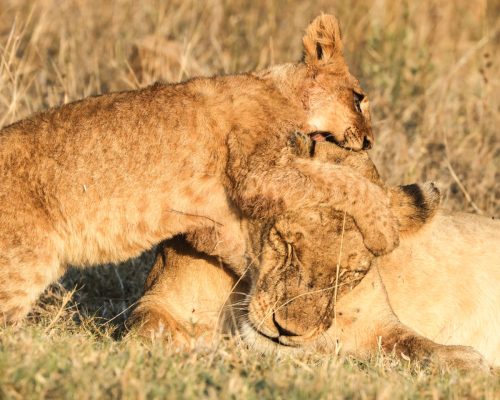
[128,237,244,346]
[226,131,399,256]
[0,208,63,325]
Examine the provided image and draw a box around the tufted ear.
[303,14,344,66]
[389,182,441,234]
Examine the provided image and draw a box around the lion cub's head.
[242,141,440,349]
[257,14,373,150]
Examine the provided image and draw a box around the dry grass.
[1,322,498,399]
[0,0,499,398]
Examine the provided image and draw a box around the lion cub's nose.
[271,302,334,340]
[362,135,373,150]
[272,312,326,339]
[272,313,301,337]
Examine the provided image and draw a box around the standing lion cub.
[0,15,399,324]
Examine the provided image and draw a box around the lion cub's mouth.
[309,131,336,143]
[255,328,300,348]
[308,131,339,157]
[241,321,300,349]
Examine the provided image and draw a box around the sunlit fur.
[131,145,498,370]
[0,15,399,323]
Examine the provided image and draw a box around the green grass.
[0,0,499,398]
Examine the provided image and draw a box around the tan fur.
[0,15,401,323]
[131,144,498,370]
[375,213,500,367]
[129,238,247,343]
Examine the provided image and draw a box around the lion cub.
[131,140,496,370]
[130,139,433,344]
[0,15,400,324]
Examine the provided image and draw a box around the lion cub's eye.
[353,91,365,113]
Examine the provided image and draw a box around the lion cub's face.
[243,207,372,348]
[260,15,373,151]
[305,71,372,151]
[241,142,440,350]
[301,16,373,151]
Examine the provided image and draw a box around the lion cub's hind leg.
[0,209,63,325]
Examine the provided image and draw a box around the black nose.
[362,136,373,150]
[272,313,299,337]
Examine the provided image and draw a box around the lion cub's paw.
[431,345,490,372]
[356,186,400,256]
[288,131,314,157]
[361,213,400,256]
[363,181,441,254]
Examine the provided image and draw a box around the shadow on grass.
[30,248,157,338]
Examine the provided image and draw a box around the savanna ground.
[0,0,499,398]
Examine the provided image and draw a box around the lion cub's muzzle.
[248,288,335,347]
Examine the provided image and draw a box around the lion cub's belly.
[56,176,229,267]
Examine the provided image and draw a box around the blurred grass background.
[0,1,499,398]
[1,0,498,214]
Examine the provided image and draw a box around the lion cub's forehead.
[315,69,364,92]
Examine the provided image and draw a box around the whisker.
[333,211,347,325]
[216,248,265,333]
[225,300,250,309]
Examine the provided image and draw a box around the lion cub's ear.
[303,14,344,66]
[389,182,441,235]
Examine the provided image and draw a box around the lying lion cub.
[130,141,499,370]
[0,15,401,324]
